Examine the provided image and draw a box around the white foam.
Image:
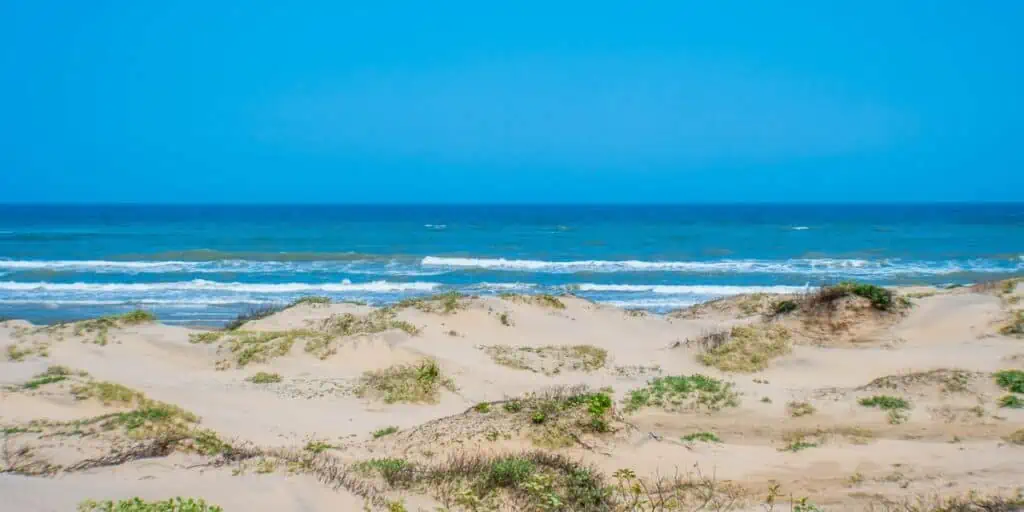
[575,284,808,295]
[791,226,810,230]
[0,280,439,293]
[422,256,1020,276]
[601,298,703,309]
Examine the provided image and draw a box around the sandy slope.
[1,283,1022,511]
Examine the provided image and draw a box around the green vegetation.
[859,395,911,423]
[779,427,873,453]
[72,380,145,405]
[304,440,334,454]
[352,451,608,511]
[781,439,818,452]
[695,324,791,372]
[994,369,1024,393]
[219,330,303,367]
[807,281,908,312]
[355,359,456,404]
[787,401,816,417]
[203,310,419,366]
[469,387,619,448]
[681,431,721,443]
[290,295,331,307]
[500,293,567,309]
[246,372,282,384]
[77,497,223,512]
[224,304,284,330]
[498,311,513,326]
[372,426,399,439]
[393,291,465,314]
[998,394,1024,409]
[858,395,911,410]
[353,457,412,485]
[482,344,608,375]
[863,368,975,394]
[188,331,223,344]
[474,402,492,413]
[305,311,418,359]
[71,310,157,345]
[772,299,799,315]
[22,365,72,389]
[1000,310,1024,337]
[6,344,32,361]
[624,374,739,413]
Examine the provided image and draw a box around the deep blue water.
[1,204,1021,325]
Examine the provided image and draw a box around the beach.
[2,281,1022,510]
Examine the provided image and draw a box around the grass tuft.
[22,366,73,389]
[859,395,911,410]
[624,375,739,413]
[681,431,721,443]
[289,296,331,307]
[1000,310,1023,337]
[482,344,607,375]
[372,426,399,439]
[998,394,1024,409]
[224,304,284,330]
[806,281,907,312]
[695,324,791,372]
[787,401,816,417]
[78,497,223,512]
[246,372,282,384]
[499,293,567,309]
[994,369,1024,393]
[355,359,456,404]
[393,291,466,315]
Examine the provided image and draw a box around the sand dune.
[2,281,1022,510]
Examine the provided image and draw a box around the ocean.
[0,204,1021,326]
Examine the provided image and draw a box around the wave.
[0,280,439,293]
[603,298,703,310]
[422,256,1022,276]
[575,284,808,295]
[117,249,386,262]
[0,259,444,276]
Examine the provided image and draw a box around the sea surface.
[0,204,1021,326]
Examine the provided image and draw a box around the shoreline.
[2,279,1022,510]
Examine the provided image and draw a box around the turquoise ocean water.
[0,204,1021,326]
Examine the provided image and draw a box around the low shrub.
[246,372,282,384]
[994,369,1024,393]
[77,497,223,512]
[625,375,739,412]
[858,395,911,410]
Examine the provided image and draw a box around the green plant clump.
[772,299,799,315]
[372,426,400,439]
[23,366,73,389]
[681,431,721,443]
[355,359,456,404]
[836,282,901,311]
[994,369,1024,393]
[858,395,911,410]
[246,372,282,384]
[77,497,223,512]
[999,394,1024,409]
[624,374,739,413]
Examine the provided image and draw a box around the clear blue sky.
[1,1,1022,203]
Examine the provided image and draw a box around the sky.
[1,1,1022,203]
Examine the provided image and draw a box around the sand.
[1,281,1022,511]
